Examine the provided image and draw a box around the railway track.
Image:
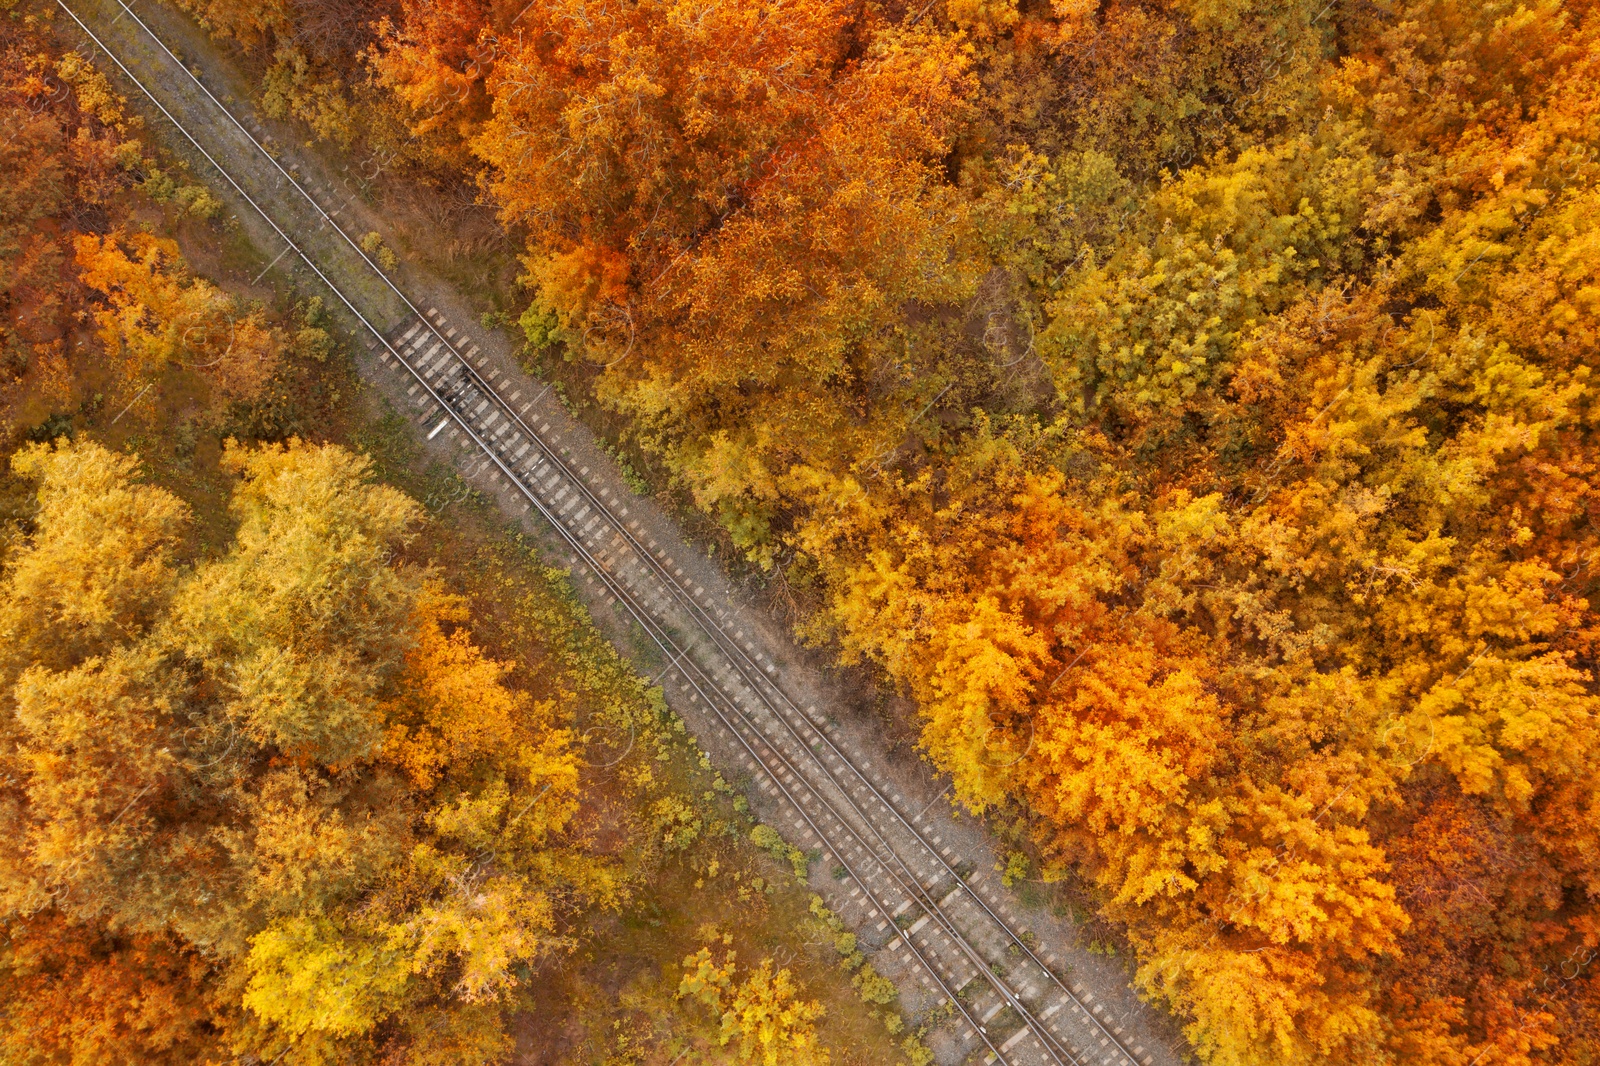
[55,3,1168,1062]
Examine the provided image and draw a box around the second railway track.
[55,1,1172,1062]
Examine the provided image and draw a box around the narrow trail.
[54,2,1192,1062]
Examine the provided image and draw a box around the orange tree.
[366,1,1600,1062]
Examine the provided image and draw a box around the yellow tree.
[76,230,281,403]
[1,438,592,1064]
[0,441,189,678]
[680,947,829,1066]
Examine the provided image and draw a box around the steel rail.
[395,368,1025,1066]
[61,3,1147,1062]
[428,361,1040,1065]
[81,5,1109,1048]
[588,482,1136,1058]
[49,3,1027,1062]
[435,366,1083,1066]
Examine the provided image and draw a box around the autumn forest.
[2,0,1598,1062]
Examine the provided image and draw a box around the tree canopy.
[16,0,1599,1061]
[362,0,1600,1061]
[0,438,593,1064]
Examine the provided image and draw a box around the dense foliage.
[0,436,603,1064]
[0,11,863,1063]
[1,12,267,434]
[11,0,1597,1060]
[350,0,1600,1063]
